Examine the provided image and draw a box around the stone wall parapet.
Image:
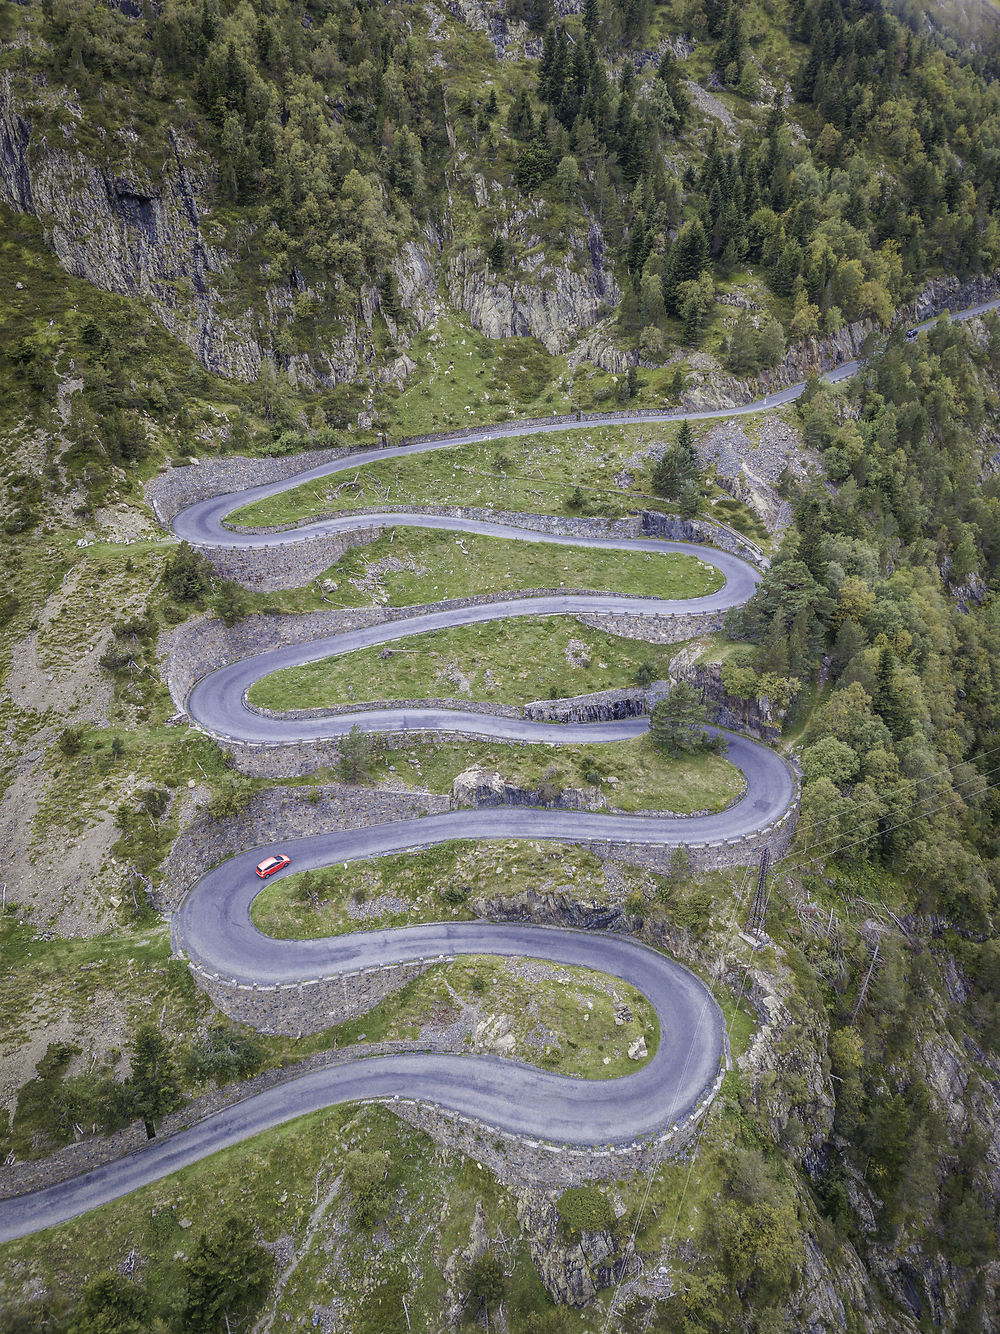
[164,597,726,734]
[216,501,766,584]
[145,446,353,526]
[158,782,449,909]
[0,1037,729,1202]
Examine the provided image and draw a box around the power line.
[602,742,1000,1328]
[782,753,1000,872]
[771,731,1000,849]
[745,846,770,938]
[615,757,1000,1327]
[636,858,773,1332]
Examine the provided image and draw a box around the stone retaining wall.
[231,504,650,541]
[245,693,523,724]
[183,956,434,1034]
[164,592,717,720]
[639,508,766,568]
[577,607,726,643]
[0,1037,727,1203]
[159,782,448,909]
[206,525,385,592]
[588,793,798,878]
[145,447,352,525]
[386,1064,726,1189]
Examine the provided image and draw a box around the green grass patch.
[249,616,688,710]
[325,954,659,1080]
[370,734,743,815]
[0,922,204,1059]
[227,421,766,540]
[260,525,724,613]
[0,1106,550,1330]
[0,1105,569,1331]
[252,839,608,938]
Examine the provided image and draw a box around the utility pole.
[745,846,770,940]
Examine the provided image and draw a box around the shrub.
[207,775,255,819]
[465,1252,506,1315]
[344,1149,392,1228]
[185,1026,265,1086]
[163,542,213,602]
[634,659,657,686]
[625,888,648,918]
[58,726,85,757]
[556,1185,616,1237]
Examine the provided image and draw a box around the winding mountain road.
[9,304,994,1243]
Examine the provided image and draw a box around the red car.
[255,853,291,879]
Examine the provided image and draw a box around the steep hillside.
[6,0,1000,402]
[2,0,1000,1331]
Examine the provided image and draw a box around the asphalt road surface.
[0,924,725,1242]
[172,298,1000,554]
[12,301,996,1241]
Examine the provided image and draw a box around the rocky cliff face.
[1,70,617,382]
[515,1190,627,1306]
[446,222,619,354]
[0,80,264,379]
[0,77,442,388]
[673,660,786,742]
[451,763,607,812]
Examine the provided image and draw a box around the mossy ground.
[0,1108,561,1331]
[252,840,610,939]
[331,954,659,1080]
[250,615,700,710]
[261,526,724,613]
[228,419,768,542]
[362,733,744,815]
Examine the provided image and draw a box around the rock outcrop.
[515,1190,627,1306]
[0,77,442,387]
[451,763,606,812]
[670,658,786,743]
[446,224,619,353]
[694,413,816,534]
[0,79,263,379]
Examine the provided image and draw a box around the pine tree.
[652,430,698,499]
[339,725,375,783]
[650,683,711,754]
[756,316,786,368]
[128,1024,182,1135]
[68,1273,150,1334]
[180,1215,273,1332]
[728,312,760,375]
